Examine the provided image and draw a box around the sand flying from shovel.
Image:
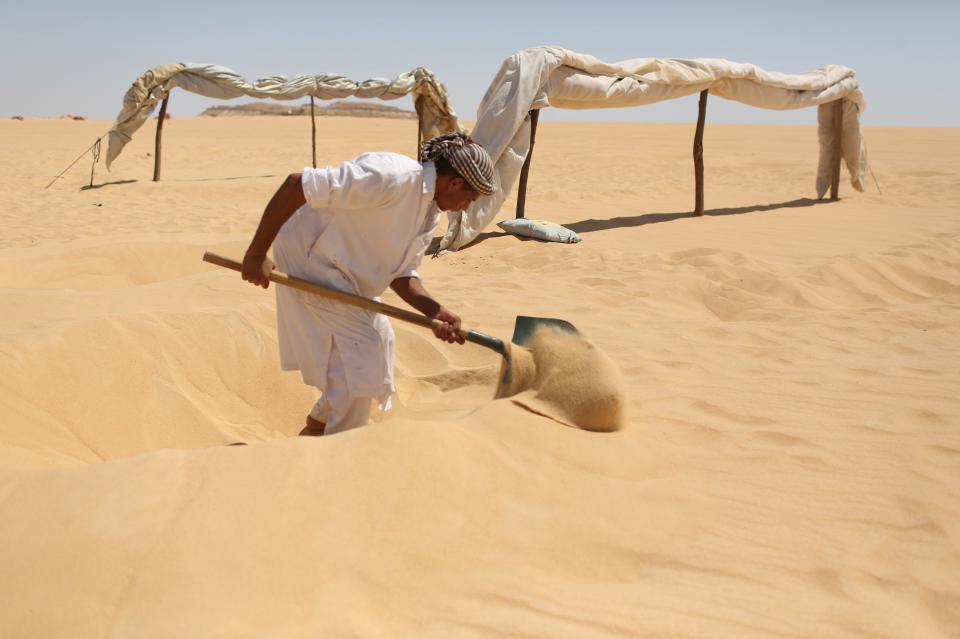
[496,326,626,432]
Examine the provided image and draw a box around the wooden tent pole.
[414,96,424,153]
[830,99,843,201]
[515,109,540,219]
[89,138,102,188]
[693,90,708,215]
[153,94,170,182]
[310,96,317,169]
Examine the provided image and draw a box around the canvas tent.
[438,46,868,253]
[105,63,461,176]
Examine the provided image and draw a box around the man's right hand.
[241,252,274,288]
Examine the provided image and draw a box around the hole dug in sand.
[495,327,626,432]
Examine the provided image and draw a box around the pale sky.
[1,0,957,127]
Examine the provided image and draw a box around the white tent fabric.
[439,46,868,252]
[105,63,460,168]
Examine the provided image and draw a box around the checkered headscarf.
[419,132,496,196]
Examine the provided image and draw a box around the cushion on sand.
[497,218,582,244]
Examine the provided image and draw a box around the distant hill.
[200,100,417,119]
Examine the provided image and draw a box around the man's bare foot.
[299,414,326,437]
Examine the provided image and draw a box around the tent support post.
[153,94,170,182]
[694,90,708,215]
[89,138,101,188]
[415,96,424,154]
[310,96,317,169]
[830,99,843,201]
[515,108,540,219]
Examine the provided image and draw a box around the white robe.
[273,153,439,407]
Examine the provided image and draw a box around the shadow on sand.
[81,179,138,191]
[82,175,279,190]
[435,197,833,253]
[166,174,280,183]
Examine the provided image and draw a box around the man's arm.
[241,173,306,288]
[390,276,465,344]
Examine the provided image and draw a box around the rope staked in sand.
[495,327,626,432]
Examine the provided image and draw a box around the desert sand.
[1,114,958,637]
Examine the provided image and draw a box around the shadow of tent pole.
[450,197,832,251]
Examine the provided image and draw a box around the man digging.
[240,133,496,437]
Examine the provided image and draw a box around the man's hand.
[432,306,465,344]
[241,252,274,288]
[389,277,465,345]
[240,172,305,289]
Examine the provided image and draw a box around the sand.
[1,115,958,637]
[496,328,627,432]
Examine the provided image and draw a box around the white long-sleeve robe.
[272,153,439,407]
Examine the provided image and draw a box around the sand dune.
[1,116,958,637]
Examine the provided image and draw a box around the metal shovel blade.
[510,316,579,346]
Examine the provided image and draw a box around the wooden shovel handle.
[202,252,507,356]
[202,252,438,330]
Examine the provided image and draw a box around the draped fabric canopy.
[439,46,868,252]
[106,63,460,168]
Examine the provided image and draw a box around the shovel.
[201,252,577,389]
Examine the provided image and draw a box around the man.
[240,132,495,436]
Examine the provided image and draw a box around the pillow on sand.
[497,219,582,244]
